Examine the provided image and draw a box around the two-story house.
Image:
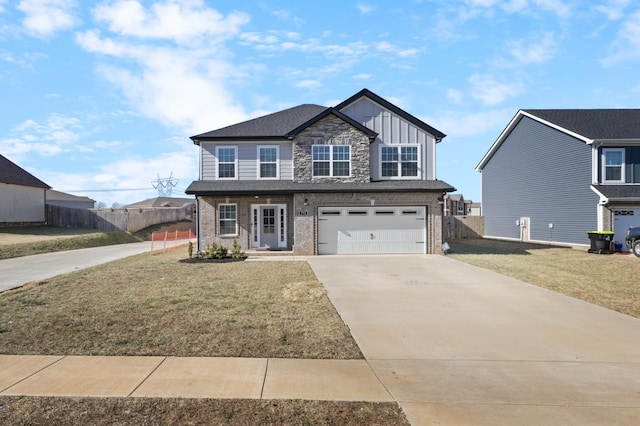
[476,109,640,249]
[186,89,455,255]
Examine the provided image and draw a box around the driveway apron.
[307,255,640,426]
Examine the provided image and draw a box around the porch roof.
[185,179,455,196]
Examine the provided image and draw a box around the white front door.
[251,204,287,249]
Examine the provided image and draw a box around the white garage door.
[317,206,426,254]
[613,209,640,251]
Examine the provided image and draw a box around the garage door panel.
[318,207,426,255]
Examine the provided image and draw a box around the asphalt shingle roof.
[191,104,328,142]
[523,109,640,140]
[186,179,455,195]
[592,185,640,200]
[0,154,50,189]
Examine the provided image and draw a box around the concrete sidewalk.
[0,355,392,402]
[307,255,640,426]
[0,242,151,293]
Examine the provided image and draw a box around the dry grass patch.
[448,238,640,318]
[0,397,409,426]
[0,249,362,359]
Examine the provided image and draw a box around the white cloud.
[1,114,85,159]
[427,108,514,138]
[447,88,464,103]
[17,0,78,38]
[92,0,249,45]
[505,32,558,66]
[469,74,523,105]
[40,150,198,205]
[604,9,640,64]
[353,73,372,80]
[356,3,376,14]
[77,2,251,134]
[295,80,321,89]
[593,0,631,20]
[0,0,7,13]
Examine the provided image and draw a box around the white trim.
[256,145,280,180]
[251,203,287,248]
[602,148,625,184]
[378,144,421,180]
[311,145,352,178]
[216,146,238,180]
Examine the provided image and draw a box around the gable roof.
[191,104,328,143]
[335,88,447,142]
[285,107,378,140]
[476,109,640,171]
[0,154,50,189]
[522,109,640,140]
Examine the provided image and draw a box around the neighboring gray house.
[476,109,640,248]
[124,197,195,209]
[186,89,455,255]
[0,154,51,224]
[46,190,96,209]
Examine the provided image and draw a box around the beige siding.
[0,183,46,223]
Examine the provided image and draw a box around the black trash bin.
[586,231,615,254]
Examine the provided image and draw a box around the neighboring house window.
[312,145,351,177]
[258,146,278,179]
[218,204,237,236]
[217,146,237,179]
[603,148,624,183]
[381,145,420,178]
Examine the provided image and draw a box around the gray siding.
[340,97,436,180]
[482,116,598,245]
[201,142,293,180]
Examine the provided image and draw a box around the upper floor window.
[258,146,278,179]
[381,145,420,178]
[312,145,351,177]
[603,148,624,183]
[216,146,237,179]
[219,204,238,236]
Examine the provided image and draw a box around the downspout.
[196,197,201,254]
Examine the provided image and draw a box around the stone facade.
[293,114,370,183]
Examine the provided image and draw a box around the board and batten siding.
[340,97,436,181]
[200,142,293,180]
[482,116,598,246]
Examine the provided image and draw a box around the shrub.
[187,241,194,258]
[203,242,228,259]
[231,239,245,260]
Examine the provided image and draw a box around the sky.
[1,0,640,207]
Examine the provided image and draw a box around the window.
[603,148,624,183]
[312,145,351,177]
[219,204,237,235]
[217,147,237,179]
[381,145,420,178]
[258,146,278,179]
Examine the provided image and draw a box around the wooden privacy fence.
[46,205,194,233]
[151,229,196,253]
[443,216,484,239]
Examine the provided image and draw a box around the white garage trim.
[317,206,426,254]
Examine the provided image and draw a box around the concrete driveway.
[0,242,151,293]
[307,255,640,426]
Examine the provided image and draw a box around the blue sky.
[2,0,640,206]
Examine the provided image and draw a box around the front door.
[261,207,278,248]
[251,204,287,249]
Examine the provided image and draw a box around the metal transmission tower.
[151,172,179,197]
